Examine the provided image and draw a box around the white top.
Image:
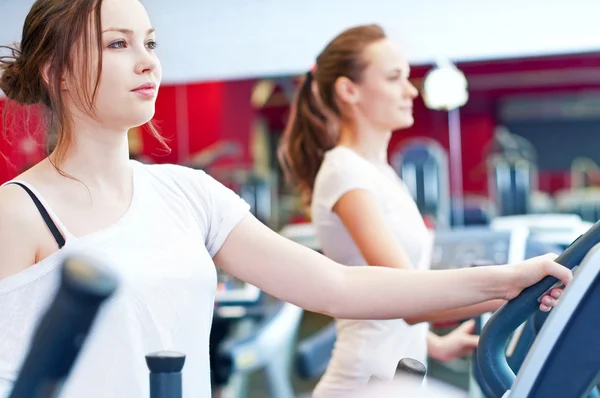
[0,161,250,398]
[311,146,433,397]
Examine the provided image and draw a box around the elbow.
[320,303,340,319]
[312,294,342,319]
[404,317,421,325]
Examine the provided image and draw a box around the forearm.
[329,266,511,320]
[405,299,506,325]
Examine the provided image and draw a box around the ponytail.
[278,71,338,206]
[278,24,387,206]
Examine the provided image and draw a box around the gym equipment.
[471,309,548,398]
[9,256,119,398]
[430,225,564,397]
[478,219,600,397]
[430,226,537,271]
[391,138,451,228]
[211,167,279,228]
[391,138,497,227]
[295,322,336,380]
[490,214,592,250]
[216,300,303,398]
[457,216,596,397]
[211,270,302,398]
[570,157,600,190]
[486,128,537,216]
[146,351,186,398]
[397,357,427,381]
[215,269,262,307]
[507,245,600,397]
[278,222,320,252]
[555,188,600,224]
[459,195,496,226]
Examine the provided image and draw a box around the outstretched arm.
[213,214,570,320]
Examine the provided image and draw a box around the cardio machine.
[391,138,452,228]
[430,225,563,395]
[212,276,303,398]
[486,128,538,217]
[464,215,597,397]
[476,219,600,397]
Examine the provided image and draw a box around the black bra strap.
[8,182,66,249]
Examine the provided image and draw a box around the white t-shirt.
[311,146,433,397]
[0,161,250,398]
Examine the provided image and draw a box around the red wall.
[0,100,46,183]
[146,80,255,165]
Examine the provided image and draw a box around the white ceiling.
[1,0,599,85]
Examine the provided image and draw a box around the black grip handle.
[397,358,426,380]
[146,351,186,398]
[477,219,600,397]
[9,255,118,398]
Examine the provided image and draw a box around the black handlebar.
[9,255,118,398]
[477,220,600,397]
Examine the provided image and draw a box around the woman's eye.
[108,40,127,49]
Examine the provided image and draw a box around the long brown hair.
[278,24,386,205]
[0,0,168,173]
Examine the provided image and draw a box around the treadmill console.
[431,227,562,271]
[431,228,519,270]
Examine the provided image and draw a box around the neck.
[49,118,133,191]
[337,119,391,163]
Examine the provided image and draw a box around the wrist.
[481,266,515,301]
[489,298,508,312]
[427,333,443,358]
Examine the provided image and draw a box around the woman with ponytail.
[279,25,530,396]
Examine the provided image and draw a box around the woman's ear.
[40,60,68,92]
[334,76,360,107]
